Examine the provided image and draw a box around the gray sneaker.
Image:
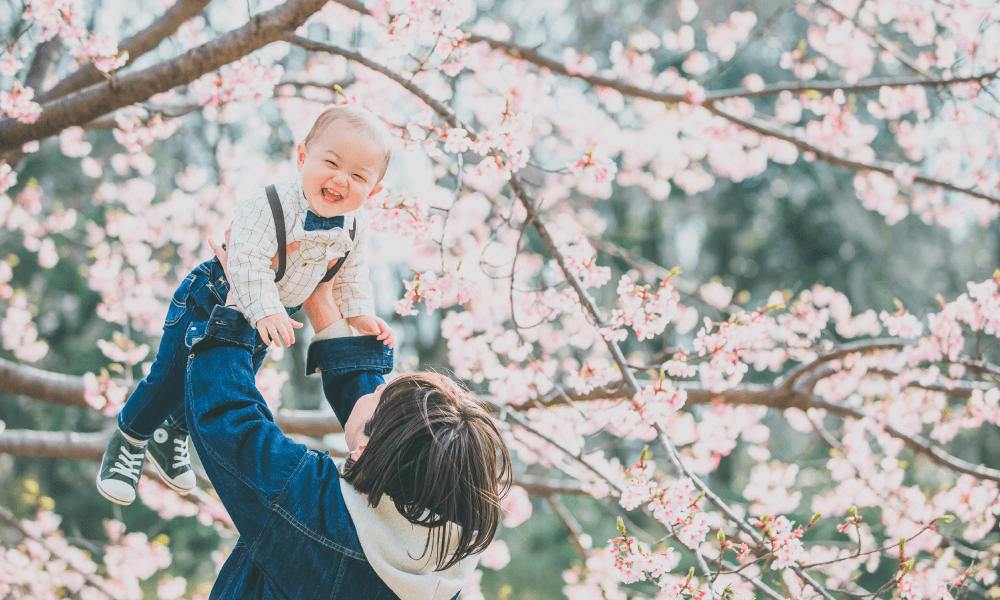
[96,428,147,505]
[146,424,196,494]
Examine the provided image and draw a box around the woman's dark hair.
[341,372,512,570]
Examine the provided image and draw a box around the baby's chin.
[309,198,348,217]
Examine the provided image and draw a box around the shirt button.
[189,353,195,359]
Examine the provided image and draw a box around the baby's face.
[296,120,384,218]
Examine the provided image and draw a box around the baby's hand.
[346,315,396,348]
[256,313,303,347]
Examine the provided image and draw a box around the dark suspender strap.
[319,219,358,283]
[265,184,286,282]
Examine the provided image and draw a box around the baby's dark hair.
[341,372,512,571]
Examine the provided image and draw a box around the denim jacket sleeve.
[306,335,394,425]
[183,305,393,548]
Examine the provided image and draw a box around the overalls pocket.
[164,273,197,327]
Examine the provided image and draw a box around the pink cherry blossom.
[480,540,511,569]
[70,33,128,73]
[500,485,533,527]
[97,332,150,366]
[705,11,757,61]
[0,163,16,194]
[0,81,43,124]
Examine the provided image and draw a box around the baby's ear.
[367,184,383,198]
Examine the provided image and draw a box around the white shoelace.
[109,449,144,482]
[172,437,190,469]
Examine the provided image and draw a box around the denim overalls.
[184,305,408,599]
[117,259,300,441]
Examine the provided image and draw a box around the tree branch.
[546,495,589,561]
[0,356,344,435]
[5,352,997,481]
[36,0,213,103]
[24,39,60,92]
[701,100,1000,206]
[0,428,588,497]
[464,34,996,102]
[287,36,459,127]
[0,429,240,531]
[779,339,906,391]
[417,33,835,592]
[460,34,999,206]
[0,0,327,152]
[704,70,997,101]
[589,237,742,314]
[0,357,87,406]
[812,0,925,76]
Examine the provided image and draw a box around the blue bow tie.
[303,211,345,231]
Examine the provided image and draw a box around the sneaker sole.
[95,472,135,506]
[146,450,195,495]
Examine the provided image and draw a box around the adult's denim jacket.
[183,305,402,599]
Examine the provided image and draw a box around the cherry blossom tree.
[1,0,999,598]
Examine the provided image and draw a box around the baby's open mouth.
[322,188,343,202]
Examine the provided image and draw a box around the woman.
[181,245,511,599]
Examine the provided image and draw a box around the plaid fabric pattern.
[228,177,374,326]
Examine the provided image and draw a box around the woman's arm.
[302,278,343,333]
[184,306,308,540]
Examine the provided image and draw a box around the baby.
[97,105,395,506]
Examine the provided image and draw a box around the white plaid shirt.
[228,177,373,327]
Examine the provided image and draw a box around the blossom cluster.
[367,0,474,59]
[567,149,617,199]
[558,236,611,289]
[617,455,712,548]
[191,58,285,112]
[96,331,150,366]
[0,162,16,194]
[395,269,478,315]
[606,273,681,341]
[0,293,48,362]
[752,514,806,569]
[69,33,128,73]
[365,191,439,240]
[0,82,43,124]
[0,507,175,600]
[113,110,180,154]
[692,308,777,391]
[608,533,678,585]
[82,369,130,416]
[21,0,127,77]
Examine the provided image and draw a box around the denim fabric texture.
[184,305,403,599]
[117,259,296,441]
[306,336,394,422]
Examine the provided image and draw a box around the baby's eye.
[353,174,366,181]
[325,160,337,167]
